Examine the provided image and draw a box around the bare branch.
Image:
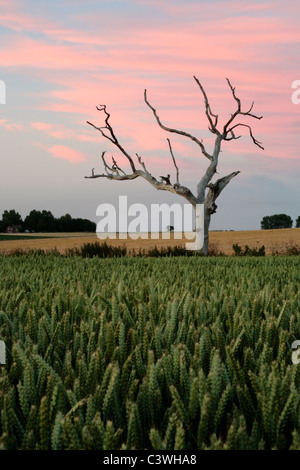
[101,151,115,175]
[111,156,126,175]
[86,119,115,145]
[167,138,180,185]
[246,101,255,114]
[226,79,241,113]
[136,153,150,174]
[226,123,264,150]
[144,89,212,161]
[86,104,198,204]
[204,171,241,215]
[210,171,241,199]
[193,75,219,134]
[223,79,263,134]
[135,169,197,205]
[85,148,133,180]
[85,172,138,181]
[87,105,136,173]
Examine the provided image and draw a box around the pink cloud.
[0,6,294,131]
[47,145,87,163]
[76,134,102,143]
[1,0,299,168]
[0,119,24,131]
[31,122,53,131]
[0,2,53,33]
[31,121,100,142]
[31,122,75,139]
[0,1,108,46]
[2,10,298,80]
[0,36,103,70]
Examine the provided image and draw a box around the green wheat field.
[0,252,299,450]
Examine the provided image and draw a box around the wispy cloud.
[0,119,24,132]
[31,122,100,142]
[47,145,87,163]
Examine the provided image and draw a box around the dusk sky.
[0,0,299,231]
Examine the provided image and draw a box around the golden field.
[0,228,299,255]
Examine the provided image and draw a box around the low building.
[5,225,22,233]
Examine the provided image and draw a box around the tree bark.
[201,171,241,254]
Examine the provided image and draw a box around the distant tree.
[261,214,293,230]
[57,213,73,232]
[57,214,95,232]
[24,210,56,232]
[1,210,23,228]
[40,210,57,232]
[23,210,95,233]
[24,210,40,232]
[296,216,300,228]
[73,218,96,232]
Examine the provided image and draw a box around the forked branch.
[222,78,263,149]
[224,123,264,149]
[144,89,212,161]
[87,105,136,173]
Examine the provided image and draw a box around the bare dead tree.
[85,77,263,255]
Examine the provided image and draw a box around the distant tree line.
[0,209,96,233]
[261,214,299,230]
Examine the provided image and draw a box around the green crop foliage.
[0,252,299,450]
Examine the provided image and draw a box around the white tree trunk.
[203,207,211,256]
[194,203,205,252]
